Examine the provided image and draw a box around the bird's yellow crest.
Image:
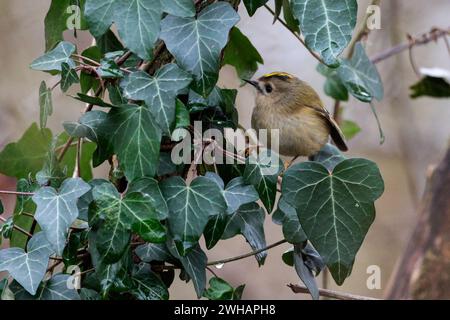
[261,72,295,80]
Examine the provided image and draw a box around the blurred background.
[0,0,449,299]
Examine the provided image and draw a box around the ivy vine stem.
[0,216,33,238]
[263,4,325,65]
[0,190,34,196]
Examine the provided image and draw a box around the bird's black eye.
[265,84,273,93]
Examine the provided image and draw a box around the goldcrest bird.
[244,72,348,158]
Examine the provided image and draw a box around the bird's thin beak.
[243,79,262,93]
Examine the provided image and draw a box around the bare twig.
[207,239,287,266]
[371,27,450,64]
[288,283,379,300]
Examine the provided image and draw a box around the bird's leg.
[284,155,299,171]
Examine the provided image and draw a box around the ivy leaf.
[0,232,54,295]
[167,241,207,298]
[61,62,80,92]
[128,177,169,220]
[317,64,349,101]
[44,0,88,51]
[222,202,267,266]
[337,43,384,102]
[96,59,124,79]
[243,0,269,16]
[341,120,361,140]
[30,41,76,72]
[162,0,195,17]
[0,123,53,179]
[222,27,263,80]
[243,149,283,213]
[291,0,357,66]
[84,0,162,60]
[130,264,169,300]
[0,199,3,215]
[39,81,53,129]
[205,173,259,215]
[135,243,176,264]
[88,231,132,295]
[160,2,240,96]
[161,176,227,256]
[102,104,162,181]
[204,277,245,300]
[120,64,192,134]
[63,110,113,167]
[282,159,384,284]
[222,177,260,214]
[311,143,346,171]
[35,137,66,187]
[10,274,81,300]
[32,178,91,255]
[273,198,307,244]
[410,76,450,99]
[282,0,300,33]
[91,181,166,263]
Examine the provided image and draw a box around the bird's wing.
[304,103,349,152]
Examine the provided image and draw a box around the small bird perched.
[244,72,348,158]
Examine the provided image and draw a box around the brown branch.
[371,27,450,64]
[288,284,379,300]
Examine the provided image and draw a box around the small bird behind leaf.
[245,72,348,158]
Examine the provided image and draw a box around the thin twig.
[206,266,219,278]
[207,239,287,266]
[0,190,34,196]
[288,283,379,300]
[264,4,325,65]
[0,216,33,238]
[370,27,450,64]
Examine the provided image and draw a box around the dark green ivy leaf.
[317,64,349,101]
[128,177,169,220]
[161,176,227,256]
[222,202,267,266]
[337,43,384,102]
[120,64,192,134]
[291,0,357,67]
[410,76,450,99]
[102,104,162,181]
[311,143,346,171]
[243,0,269,16]
[243,149,283,213]
[204,277,245,300]
[84,0,162,60]
[39,81,53,129]
[61,62,80,92]
[167,240,207,298]
[130,263,169,300]
[160,2,240,96]
[96,59,124,79]
[91,181,166,264]
[282,159,384,285]
[222,27,263,80]
[273,198,307,244]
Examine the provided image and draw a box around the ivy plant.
[0,0,387,300]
